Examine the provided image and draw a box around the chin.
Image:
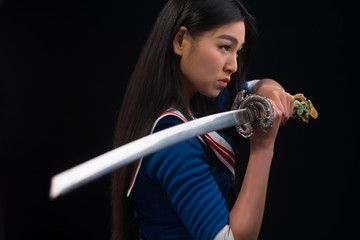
[201,90,222,99]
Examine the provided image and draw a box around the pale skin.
[173,21,294,239]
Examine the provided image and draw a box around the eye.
[220,45,231,51]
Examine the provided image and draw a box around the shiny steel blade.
[49,109,249,199]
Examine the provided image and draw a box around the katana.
[49,91,317,199]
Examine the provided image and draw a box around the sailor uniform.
[128,81,258,239]
[130,110,234,239]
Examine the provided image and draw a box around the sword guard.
[231,90,274,138]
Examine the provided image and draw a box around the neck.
[171,93,193,118]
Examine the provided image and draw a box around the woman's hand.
[250,78,294,151]
[254,79,294,125]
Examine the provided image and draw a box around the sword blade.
[49,109,249,199]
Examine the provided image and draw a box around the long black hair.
[111,0,257,239]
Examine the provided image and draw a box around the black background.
[2,0,359,239]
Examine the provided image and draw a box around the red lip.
[218,78,231,88]
[219,78,231,83]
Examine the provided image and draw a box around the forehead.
[201,21,245,44]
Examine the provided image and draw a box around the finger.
[279,91,295,123]
[269,90,288,125]
[268,99,283,127]
[289,93,295,114]
[281,92,294,125]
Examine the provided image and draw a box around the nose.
[224,53,238,75]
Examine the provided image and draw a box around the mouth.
[218,78,231,88]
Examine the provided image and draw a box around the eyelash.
[220,45,231,51]
[220,45,244,56]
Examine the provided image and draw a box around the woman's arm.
[228,78,294,240]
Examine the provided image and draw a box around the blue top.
[131,84,254,239]
[132,115,233,240]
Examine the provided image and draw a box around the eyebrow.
[216,34,245,48]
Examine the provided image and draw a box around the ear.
[173,26,188,56]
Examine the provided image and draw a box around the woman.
[112,0,294,239]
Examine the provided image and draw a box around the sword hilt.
[231,91,318,138]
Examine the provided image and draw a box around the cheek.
[198,50,222,74]
[185,49,222,79]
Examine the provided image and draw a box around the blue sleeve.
[245,79,260,93]
[148,116,230,239]
[243,81,249,92]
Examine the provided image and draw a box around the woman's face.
[173,21,245,99]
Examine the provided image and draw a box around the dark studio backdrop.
[2,0,359,239]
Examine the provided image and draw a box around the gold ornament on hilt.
[291,93,318,123]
